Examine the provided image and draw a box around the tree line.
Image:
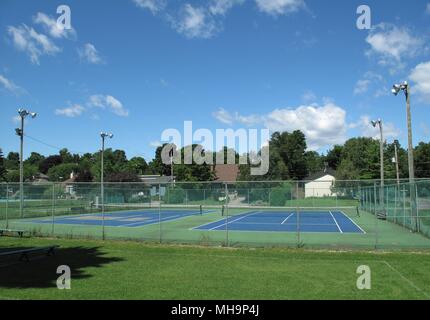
[0,130,429,183]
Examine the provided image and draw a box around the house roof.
[305,168,336,182]
[213,164,239,182]
[138,175,175,185]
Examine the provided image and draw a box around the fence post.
[415,182,420,233]
[51,182,55,236]
[5,183,9,229]
[225,183,229,247]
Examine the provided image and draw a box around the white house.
[304,169,336,198]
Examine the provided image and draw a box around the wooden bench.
[0,245,59,262]
[0,228,27,238]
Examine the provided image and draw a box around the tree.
[0,149,7,181]
[326,145,343,170]
[47,163,79,181]
[39,155,63,174]
[127,157,148,175]
[148,144,173,176]
[415,142,430,178]
[25,152,45,167]
[305,151,323,176]
[5,152,19,170]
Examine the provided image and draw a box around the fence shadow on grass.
[0,246,123,288]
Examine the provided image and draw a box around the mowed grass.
[0,237,430,300]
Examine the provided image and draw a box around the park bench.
[0,245,59,262]
[0,228,28,238]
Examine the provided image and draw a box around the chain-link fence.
[1,179,429,249]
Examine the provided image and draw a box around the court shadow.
[0,246,123,289]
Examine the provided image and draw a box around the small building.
[304,169,336,198]
[212,164,239,183]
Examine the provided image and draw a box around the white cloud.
[150,140,162,147]
[33,12,76,39]
[351,115,400,140]
[235,112,262,126]
[173,4,217,39]
[212,108,234,124]
[255,0,305,16]
[209,0,244,15]
[7,24,60,64]
[354,79,371,95]
[0,74,25,95]
[55,104,85,117]
[213,103,348,150]
[366,23,423,67]
[301,90,317,103]
[78,43,103,64]
[409,61,430,103]
[264,103,347,150]
[133,0,166,14]
[88,94,129,117]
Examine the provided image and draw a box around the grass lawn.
[0,237,430,300]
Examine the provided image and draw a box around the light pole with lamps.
[392,81,418,231]
[15,108,37,218]
[371,119,384,213]
[100,132,113,240]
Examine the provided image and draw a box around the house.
[63,171,77,197]
[304,168,336,198]
[212,164,239,183]
[138,175,176,197]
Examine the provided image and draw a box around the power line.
[23,134,87,156]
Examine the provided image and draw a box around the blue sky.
[1,0,430,160]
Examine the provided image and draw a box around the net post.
[159,183,162,244]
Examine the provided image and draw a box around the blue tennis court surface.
[194,210,365,234]
[27,209,211,228]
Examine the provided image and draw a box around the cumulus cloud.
[33,12,76,39]
[213,103,348,150]
[88,94,129,117]
[133,0,166,14]
[78,43,103,64]
[255,0,305,16]
[55,104,85,117]
[365,23,423,68]
[0,74,25,95]
[7,24,60,64]
[209,0,244,15]
[353,71,385,96]
[212,108,234,124]
[172,4,218,39]
[409,61,430,103]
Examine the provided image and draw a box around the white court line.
[383,260,430,298]
[329,210,343,233]
[281,213,294,225]
[209,211,261,231]
[336,210,367,234]
[121,215,181,227]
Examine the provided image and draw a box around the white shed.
[304,170,336,198]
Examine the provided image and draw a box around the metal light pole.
[16,109,37,218]
[100,132,113,240]
[393,140,400,187]
[371,119,384,212]
[392,81,418,231]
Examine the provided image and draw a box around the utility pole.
[16,109,37,218]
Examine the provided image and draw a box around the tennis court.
[25,207,211,228]
[194,209,365,234]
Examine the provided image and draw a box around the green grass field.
[0,237,429,299]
